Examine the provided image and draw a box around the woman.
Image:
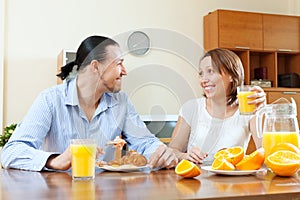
[1,35,177,171]
[169,48,266,165]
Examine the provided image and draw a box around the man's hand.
[45,147,72,171]
[149,144,178,169]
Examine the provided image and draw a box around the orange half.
[267,150,300,176]
[175,159,201,178]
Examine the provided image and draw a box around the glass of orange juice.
[237,85,256,115]
[262,132,299,158]
[70,139,97,180]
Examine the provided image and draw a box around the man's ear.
[91,60,99,72]
[229,76,233,82]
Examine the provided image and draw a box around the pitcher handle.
[256,105,271,139]
[291,97,297,116]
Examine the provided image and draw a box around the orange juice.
[262,132,299,158]
[237,91,256,115]
[70,143,96,180]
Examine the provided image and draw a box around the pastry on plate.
[108,150,147,167]
[96,150,147,167]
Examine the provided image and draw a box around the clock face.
[127,31,150,56]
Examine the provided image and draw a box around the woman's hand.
[149,144,178,169]
[249,85,266,111]
[186,146,208,164]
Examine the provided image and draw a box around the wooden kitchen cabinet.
[204,10,263,51]
[277,52,300,76]
[204,9,300,88]
[263,14,300,52]
[57,50,76,84]
[266,88,300,125]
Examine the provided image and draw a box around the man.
[1,35,178,171]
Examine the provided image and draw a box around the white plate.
[201,166,266,176]
[98,165,149,172]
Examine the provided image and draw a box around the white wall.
[0,0,5,130]
[2,0,300,127]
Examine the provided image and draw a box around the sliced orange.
[175,159,201,178]
[236,148,265,170]
[270,142,300,155]
[214,146,244,165]
[267,150,300,176]
[212,157,235,170]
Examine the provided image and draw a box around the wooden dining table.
[1,167,300,200]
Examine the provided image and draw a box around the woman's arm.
[249,116,262,149]
[168,116,191,161]
[169,116,208,164]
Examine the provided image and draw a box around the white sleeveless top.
[179,98,252,164]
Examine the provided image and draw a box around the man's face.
[98,45,127,93]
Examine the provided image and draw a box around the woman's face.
[198,56,232,99]
[98,45,127,92]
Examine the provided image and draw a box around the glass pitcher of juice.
[256,97,299,158]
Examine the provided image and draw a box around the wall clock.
[127,31,151,56]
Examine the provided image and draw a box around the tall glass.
[237,85,256,115]
[70,139,97,180]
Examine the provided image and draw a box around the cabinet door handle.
[235,46,250,50]
[283,91,297,95]
[278,49,292,52]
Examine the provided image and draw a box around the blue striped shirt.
[1,78,162,171]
